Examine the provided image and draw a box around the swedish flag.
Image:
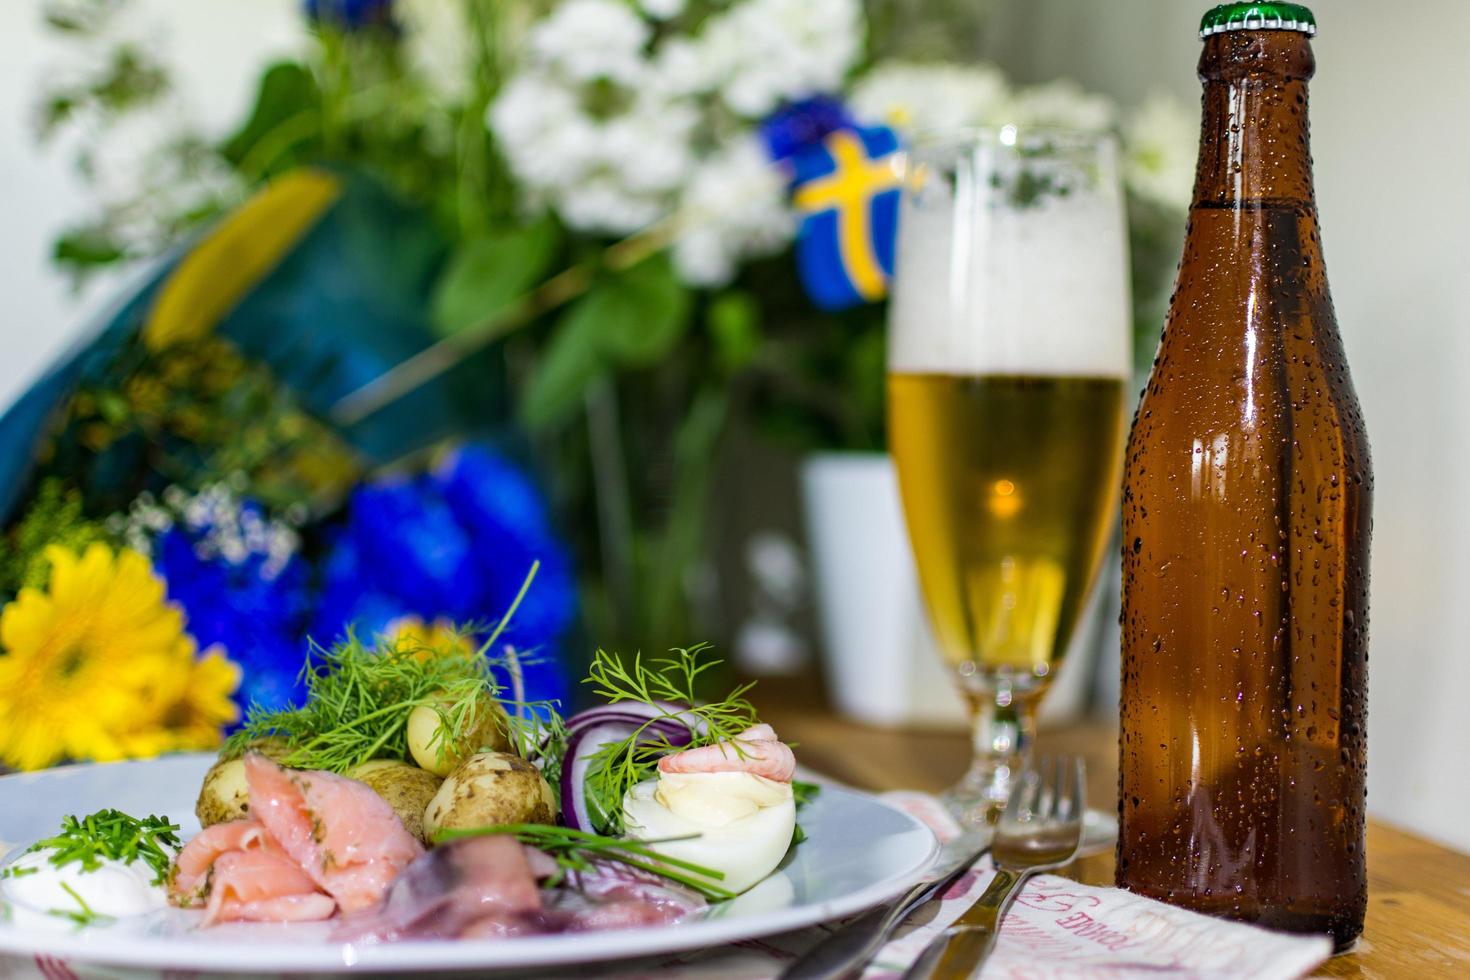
[791,126,902,311]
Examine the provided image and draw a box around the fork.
[901,757,1087,980]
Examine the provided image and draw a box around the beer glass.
[887,128,1130,824]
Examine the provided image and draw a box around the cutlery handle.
[907,869,1030,980]
[778,878,932,980]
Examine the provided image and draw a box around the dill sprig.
[433,823,737,902]
[581,645,760,834]
[224,632,496,772]
[224,565,540,773]
[792,780,821,808]
[504,702,570,807]
[26,809,181,887]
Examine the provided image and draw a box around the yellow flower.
[0,544,241,770]
[384,615,474,660]
[118,646,243,759]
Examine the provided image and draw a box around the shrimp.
[657,724,796,783]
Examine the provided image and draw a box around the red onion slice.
[565,702,706,735]
[561,721,629,832]
[559,709,701,831]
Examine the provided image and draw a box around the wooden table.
[755,679,1470,978]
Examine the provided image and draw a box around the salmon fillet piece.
[244,753,424,912]
[170,819,271,907]
[204,848,337,924]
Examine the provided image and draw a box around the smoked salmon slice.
[170,819,272,907]
[243,753,423,912]
[204,848,337,925]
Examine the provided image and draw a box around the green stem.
[584,380,636,643]
[328,218,679,427]
[647,385,729,641]
[477,560,539,656]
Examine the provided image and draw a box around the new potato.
[195,737,291,827]
[406,693,513,777]
[422,751,555,838]
[349,760,444,842]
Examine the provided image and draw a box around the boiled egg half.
[621,770,796,893]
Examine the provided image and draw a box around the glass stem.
[948,682,1038,822]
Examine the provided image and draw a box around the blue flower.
[311,445,576,706]
[434,446,577,649]
[760,96,856,164]
[153,502,311,715]
[303,0,394,29]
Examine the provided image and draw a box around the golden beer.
[889,372,1125,691]
[887,128,1130,815]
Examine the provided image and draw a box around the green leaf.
[221,62,321,171]
[430,218,560,338]
[52,227,126,270]
[707,291,760,372]
[518,312,607,430]
[590,255,691,366]
[518,256,692,429]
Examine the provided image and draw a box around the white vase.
[799,451,1101,729]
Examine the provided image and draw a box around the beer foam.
[888,162,1132,379]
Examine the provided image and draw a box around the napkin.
[593,791,1334,980]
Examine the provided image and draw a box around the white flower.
[672,137,795,287]
[490,0,710,235]
[653,37,712,97]
[530,0,650,84]
[1002,79,1117,133]
[491,67,696,235]
[701,0,864,118]
[490,74,601,190]
[596,91,698,194]
[638,0,686,20]
[119,483,301,580]
[1122,92,1198,211]
[492,0,864,259]
[558,178,665,234]
[850,61,1011,136]
[396,0,476,103]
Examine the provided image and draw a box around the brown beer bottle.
[1118,3,1370,951]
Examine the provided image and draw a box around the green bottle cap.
[1200,3,1316,39]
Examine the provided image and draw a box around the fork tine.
[1001,763,1031,823]
[1028,757,1049,820]
[1069,756,1086,821]
[1050,754,1068,818]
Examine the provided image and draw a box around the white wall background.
[2,1,1468,851]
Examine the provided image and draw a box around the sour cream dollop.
[621,770,796,894]
[2,849,169,924]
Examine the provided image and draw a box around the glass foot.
[1076,807,1118,858]
[939,781,1007,830]
[939,791,1117,858]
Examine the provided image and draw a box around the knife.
[778,832,991,980]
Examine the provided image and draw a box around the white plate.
[0,754,938,974]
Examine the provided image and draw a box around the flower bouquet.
[0,170,577,770]
[7,0,1202,761]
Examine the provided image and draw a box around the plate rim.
[0,754,939,973]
